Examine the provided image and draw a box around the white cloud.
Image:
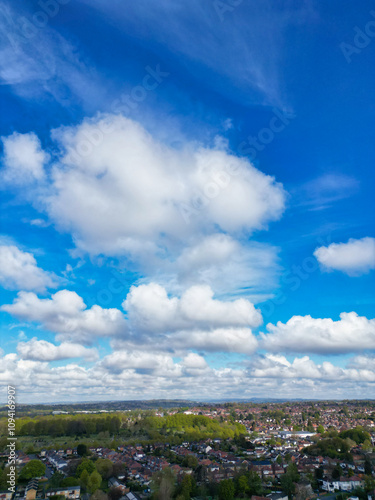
[1,283,260,354]
[294,173,359,210]
[1,132,48,185]
[261,312,375,354]
[153,234,280,299]
[0,245,57,292]
[2,348,375,404]
[172,326,259,354]
[17,338,98,362]
[0,2,105,109]
[99,350,182,377]
[314,237,375,276]
[121,283,261,354]
[124,283,262,333]
[1,290,127,344]
[42,115,285,257]
[249,353,375,382]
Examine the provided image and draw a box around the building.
[25,479,39,500]
[46,487,80,499]
[0,492,13,500]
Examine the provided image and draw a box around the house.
[0,492,13,500]
[45,486,80,499]
[108,478,128,493]
[322,476,364,492]
[25,479,39,500]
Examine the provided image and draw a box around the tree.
[180,474,194,500]
[80,469,89,489]
[113,462,127,479]
[364,457,372,476]
[182,455,198,470]
[280,474,295,499]
[315,466,324,480]
[365,475,375,493]
[77,444,89,456]
[281,464,300,500]
[332,466,341,480]
[236,475,249,496]
[91,490,108,500]
[61,477,80,487]
[76,459,95,477]
[152,468,176,500]
[95,459,113,480]
[247,470,263,496]
[19,460,46,480]
[317,425,325,434]
[88,471,102,494]
[362,439,372,452]
[219,479,235,500]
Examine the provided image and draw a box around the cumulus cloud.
[122,283,261,353]
[2,348,375,404]
[17,338,98,362]
[249,353,375,382]
[124,282,262,333]
[1,132,48,185]
[1,290,127,344]
[314,237,375,276]
[0,245,57,292]
[1,283,260,354]
[261,312,375,354]
[99,350,182,377]
[36,114,285,257]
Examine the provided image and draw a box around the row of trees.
[142,413,247,441]
[17,416,121,437]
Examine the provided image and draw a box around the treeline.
[142,413,246,440]
[17,416,121,437]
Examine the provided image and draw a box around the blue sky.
[0,0,374,403]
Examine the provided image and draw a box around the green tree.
[332,466,341,480]
[182,455,198,469]
[219,479,235,500]
[364,458,372,476]
[317,425,324,434]
[236,475,249,496]
[19,460,46,480]
[95,459,113,480]
[365,476,375,493]
[180,474,194,500]
[281,464,300,499]
[77,444,89,456]
[280,474,295,499]
[80,469,90,489]
[362,439,372,452]
[247,470,263,496]
[88,471,102,494]
[76,459,95,477]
